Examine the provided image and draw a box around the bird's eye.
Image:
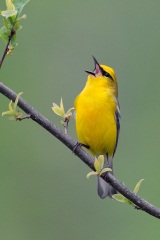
[100,68,113,80]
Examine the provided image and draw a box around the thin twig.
[0,82,160,219]
[63,117,69,134]
[0,29,15,68]
[16,113,31,121]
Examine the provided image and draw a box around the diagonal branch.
[0,29,15,68]
[0,81,160,219]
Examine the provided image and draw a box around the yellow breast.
[74,76,117,156]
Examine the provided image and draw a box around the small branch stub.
[16,113,31,121]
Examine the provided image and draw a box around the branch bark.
[0,82,160,219]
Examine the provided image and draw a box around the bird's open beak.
[84,69,95,76]
[85,56,102,76]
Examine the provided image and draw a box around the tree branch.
[0,29,15,68]
[0,81,160,219]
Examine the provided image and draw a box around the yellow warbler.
[74,57,120,199]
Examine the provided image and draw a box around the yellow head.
[85,56,118,97]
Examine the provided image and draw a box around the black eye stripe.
[100,67,113,80]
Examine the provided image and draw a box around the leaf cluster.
[87,155,112,178]
[2,92,23,120]
[0,0,29,54]
[52,98,74,129]
[112,179,144,206]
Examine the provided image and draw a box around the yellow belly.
[75,91,117,156]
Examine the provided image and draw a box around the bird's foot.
[73,142,90,153]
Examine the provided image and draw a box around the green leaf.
[8,100,14,112]
[2,110,12,116]
[133,179,144,194]
[94,155,104,173]
[6,0,16,10]
[52,100,65,118]
[52,106,65,117]
[2,92,23,120]
[60,98,64,114]
[14,92,23,109]
[52,103,59,108]
[94,158,101,173]
[112,194,126,203]
[12,0,30,17]
[0,26,10,42]
[124,198,133,205]
[100,167,112,175]
[16,13,26,21]
[97,155,104,170]
[1,9,17,18]
[13,19,22,31]
[113,179,144,206]
[2,100,14,116]
[86,172,98,179]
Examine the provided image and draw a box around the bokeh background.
[0,0,160,239]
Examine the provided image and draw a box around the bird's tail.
[97,155,117,199]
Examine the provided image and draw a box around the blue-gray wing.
[113,101,121,157]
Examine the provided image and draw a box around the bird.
[74,56,120,199]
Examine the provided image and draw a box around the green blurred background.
[0,0,160,239]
